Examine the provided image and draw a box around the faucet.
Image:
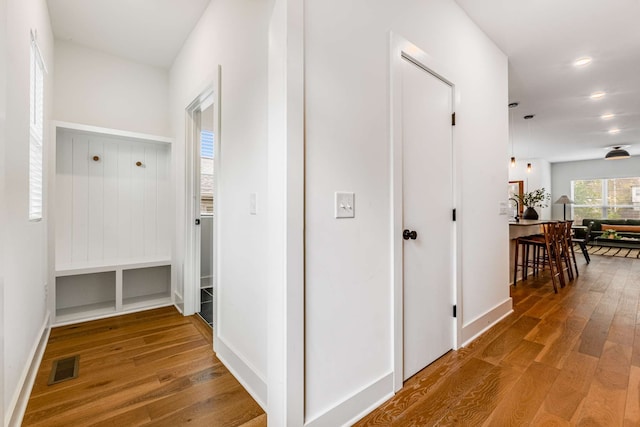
[508,197,520,222]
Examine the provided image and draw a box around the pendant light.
[524,114,535,172]
[509,102,518,167]
[605,145,630,160]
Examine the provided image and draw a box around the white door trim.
[184,77,218,317]
[390,33,462,392]
[267,0,305,424]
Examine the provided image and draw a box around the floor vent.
[48,355,79,385]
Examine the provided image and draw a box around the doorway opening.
[184,85,217,330]
[198,104,215,326]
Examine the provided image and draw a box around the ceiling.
[46,0,211,69]
[45,0,640,163]
[455,0,640,163]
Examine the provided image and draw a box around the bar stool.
[556,221,574,283]
[513,232,545,285]
[563,220,579,277]
[513,222,564,293]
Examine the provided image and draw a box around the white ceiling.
[45,0,640,163]
[455,0,640,163]
[46,0,211,69]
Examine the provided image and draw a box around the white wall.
[54,40,170,137]
[169,0,270,406]
[304,0,509,423]
[551,155,640,220]
[509,157,552,219]
[0,0,6,419]
[3,0,54,422]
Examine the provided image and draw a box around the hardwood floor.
[24,254,640,426]
[23,307,266,427]
[357,253,640,426]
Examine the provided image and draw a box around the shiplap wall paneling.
[143,147,158,256]
[55,129,171,267]
[56,130,73,266]
[130,143,146,258]
[87,138,104,261]
[103,142,119,260]
[117,142,133,260]
[144,146,161,255]
[71,135,89,264]
[157,148,171,256]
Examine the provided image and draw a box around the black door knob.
[195,218,201,225]
[403,229,417,240]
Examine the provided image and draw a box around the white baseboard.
[6,312,51,427]
[460,298,513,347]
[215,335,267,411]
[304,373,394,427]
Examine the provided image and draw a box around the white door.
[402,57,454,381]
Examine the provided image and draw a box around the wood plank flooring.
[356,253,640,426]
[25,254,640,426]
[23,307,265,427]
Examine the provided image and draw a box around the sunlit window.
[572,177,640,223]
[29,34,45,221]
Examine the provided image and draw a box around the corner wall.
[4,0,54,422]
[168,0,270,407]
[304,0,509,423]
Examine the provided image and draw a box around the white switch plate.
[250,193,257,215]
[498,201,509,215]
[335,192,355,218]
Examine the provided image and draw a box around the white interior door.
[402,57,454,381]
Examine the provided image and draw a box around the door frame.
[390,33,462,391]
[184,74,220,318]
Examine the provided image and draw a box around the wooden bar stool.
[542,222,565,293]
[563,220,579,277]
[555,221,574,283]
[513,231,546,286]
[514,223,564,293]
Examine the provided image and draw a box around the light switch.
[498,201,509,215]
[250,193,257,215]
[335,192,355,218]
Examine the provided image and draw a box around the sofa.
[578,218,640,247]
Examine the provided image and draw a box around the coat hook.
[136,161,143,167]
[92,155,100,161]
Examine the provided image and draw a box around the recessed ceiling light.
[590,91,606,100]
[601,113,615,120]
[608,128,621,134]
[574,57,592,67]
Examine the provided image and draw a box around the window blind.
[29,34,45,221]
[200,130,214,159]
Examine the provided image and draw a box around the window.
[571,177,640,223]
[29,33,45,221]
[200,130,214,214]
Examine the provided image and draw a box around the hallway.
[22,307,265,426]
[358,253,640,425]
